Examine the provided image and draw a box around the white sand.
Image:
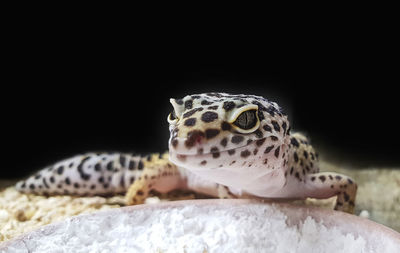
[2,203,399,253]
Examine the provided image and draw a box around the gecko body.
[16,93,357,213]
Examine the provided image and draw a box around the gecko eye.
[167,110,179,124]
[233,110,258,130]
[230,105,260,134]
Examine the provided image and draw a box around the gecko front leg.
[304,172,357,213]
[125,153,186,205]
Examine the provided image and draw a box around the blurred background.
[2,18,398,179]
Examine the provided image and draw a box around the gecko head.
[167,92,291,183]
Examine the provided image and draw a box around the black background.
[2,14,399,179]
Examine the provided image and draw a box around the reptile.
[15,92,357,213]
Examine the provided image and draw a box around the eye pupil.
[233,110,257,130]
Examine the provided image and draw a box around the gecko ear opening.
[167,110,179,124]
[167,98,182,124]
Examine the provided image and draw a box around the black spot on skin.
[81,173,91,181]
[253,148,258,155]
[197,148,204,155]
[98,176,104,183]
[270,136,278,141]
[335,175,342,181]
[74,183,80,189]
[29,184,35,190]
[329,175,334,180]
[172,138,179,148]
[311,176,316,181]
[263,125,272,132]
[184,118,197,126]
[185,130,205,148]
[138,161,144,170]
[210,147,220,158]
[281,122,287,134]
[220,138,228,147]
[241,150,251,158]
[200,160,207,165]
[254,129,263,138]
[303,151,309,159]
[201,111,218,123]
[294,152,299,163]
[49,176,55,183]
[94,163,101,171]
[221,122,231,131]
[103,183,109,189]
[107,161,113,171]
[271,121,280,132]
[128,160,136,170]
[65,177,71,185]
[263,159,268,164]
[90,185,96,190]
[42,178,49,188]
[205,129,220,139]
[183,108,203,118]
[256,138,266,146]
[274,146,280,158]
[264,145,274,154]
[295,172,300,179]
[231,135,244,144]
[290,137,300,147]
[119,155,126,166]
[184,100,193,109]
[290,167,294,175]
[223,101,236,111]
[319,175,326,182]
[247,139,253,145]
[348,178,353,184]
[57,166,64,175]
[228,149,235,155]
[208,105,219,110]
[34,174,41,179]
[69,162,74,168]
[130,176,135,184]
[266,106,277,117]
[201,100,213,105]
[175,99,184,105]
[258,111,265,121]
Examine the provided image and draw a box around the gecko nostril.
[185,130,205,148]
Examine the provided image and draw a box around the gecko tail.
[15,152,150,196]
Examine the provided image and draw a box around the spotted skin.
[15,93,357,213]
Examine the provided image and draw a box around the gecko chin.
[169,140,287,190]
